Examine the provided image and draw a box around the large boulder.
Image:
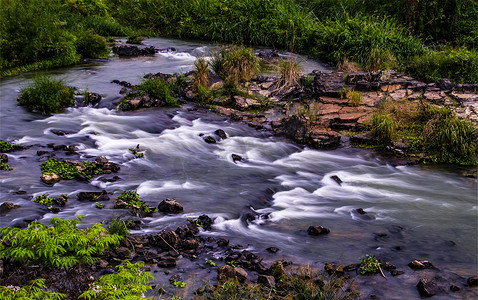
[417,278,442,297]
[112,45,156,56]
[41,174,61,184]
[77,190,109,202]
[158,198,183,214]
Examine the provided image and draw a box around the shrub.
[138,78,179,107]
[115,190,150,213]
[0,216,122,268]
[18,75,75,114]
[346,90,362,107]
[75,29,110,59]
[211,46,259,84]
[410,47,478,83]
[192,57,210,89]
[0,279,66,300]
[79,260,154,300]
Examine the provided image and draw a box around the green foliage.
[410,47,478,83]
[211,46,260,84]
[107,218,129,237]
[206,259,216,266]
[129,145,145,158]
[0,216,122,269]
[126,35,145,44]
[0,162,13,171]
[171,280,186,288]
[311,16,425,70]
[196,84,212,103]
[358,255,381,275]
[79,260,154,300]
[116,190,150,213]
[33,194,54,205]
[372,113,397,141]
[95,202,104,209]
[346,90,362,107]
[138,77,179,107]
[41,158,105,180]
[18,75,75,114]
[0,141,19,152]
[367,47,397,71]
[0,278,66,300]
[421,106,477,165]
[75,29,110,59]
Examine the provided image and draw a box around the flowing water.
[1,38,477,299]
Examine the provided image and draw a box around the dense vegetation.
[1,0,477,82]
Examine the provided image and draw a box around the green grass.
[192,57,210,89]
[346,90,362,107]
[18,75,75,114]
[138,77,180,107]
[211,46,260,84]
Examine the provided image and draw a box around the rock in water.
[158,198,183,214]
[307,225,330,236]
[417,278,441,297]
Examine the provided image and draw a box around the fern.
[0,278,66,300]
[0,216,122,269]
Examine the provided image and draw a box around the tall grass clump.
[276,56,303,92]
[139,78,179,107]
[371,113,397,141]
[311,16,425,70]
[410,47,478,83]
[211,46,260,84]
[18,75,75,114]
[421,107,477,165]
[75,29,110,59]
[192,57,210,89]
[346,90,362,107]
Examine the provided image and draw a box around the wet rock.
[157,257,177,268]
[77,190,109,202]
[53,195,68,206]
[467,276,478,287]
[51,129,73,136]
[175,224,199,239]
[350,131,377,145]
[268,260,288,280]
[232,154,243,163]
[217,238,229,248]
[102,162,120,173]
[280,115,341,149]
[381,262,396,270]
[437,78,455,91]
[324,263,344,276]
[391,270,405,276]
[417,278,441,297]
[408,260,434,270]
[112,45,156,56]
[84,92,102,106]
[217,265,249,283]
[180,238,200,250]
[150,230,179,250]
[41,174,61,184]
[0,202,20,215]
[450,285,460,292]
[307,225,330,236]
[0,153,7,163]
[344,264,360,271]
[195,285,215,296]
[37,150,49,156]
[158,198,183,214]
[330,175,342,185]
[266,247,280,253]
[74,174,89,182]
[95,156,109,165]
[214,129,227,140]
[204,136,216,144]
[258,275,276,288]
[197,215,213,230]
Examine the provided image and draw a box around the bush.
[276,56,303,92]
[211,46,259,84]
[192,57,210,89]
[410,47,478,83]
[138,78,179,107]
[0,216,122,268]
[17,75,75,114]
[75,29,110,59]
[79,260,154,300]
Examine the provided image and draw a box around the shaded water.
[1,38,477,299]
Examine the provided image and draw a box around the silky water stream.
[0,38,476,299]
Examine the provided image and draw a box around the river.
[0,38,476,299]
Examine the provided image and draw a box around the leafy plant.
[358,255,381,275]
[0,278,66,300]
[0,161,13,171]
[0,141,19,152]
[75,29,110,59]
[0,216,122,269]
[40,158,105,180]
[107,218,129,237]
[192,57,210,89]
[129,145,145,158]
[371,113,396,141]
[96,202,104,209]
[115,190,150,213]
[171,280,186,288]
[33,194,54,205]
[79,260,154,300]
[207,259,216,267]
[17,75,75,114]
